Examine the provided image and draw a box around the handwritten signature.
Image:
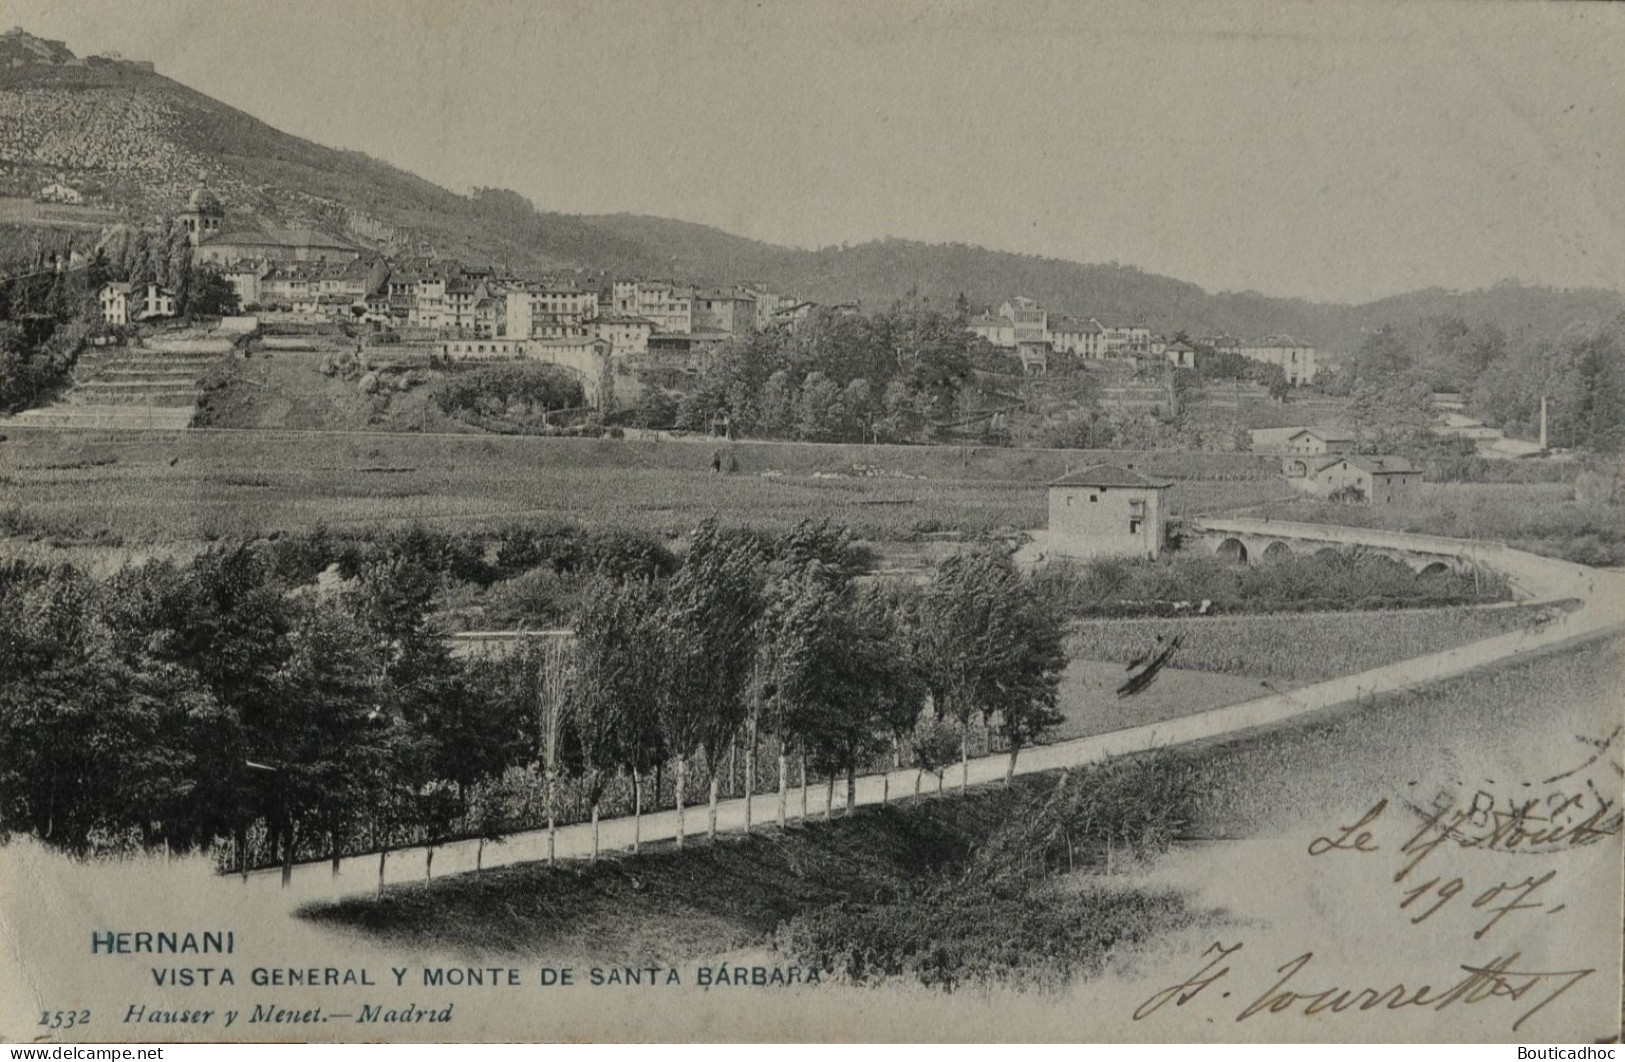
[1134,942,1594,1032]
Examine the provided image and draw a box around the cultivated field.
[0,427,1295,546]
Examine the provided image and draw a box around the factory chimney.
[1539,395,1548,450]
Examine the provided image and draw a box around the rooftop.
[1322,454,1418,475]
[1050,464,1173,489]
[201,226,364,252]
[1289,427,1356,443]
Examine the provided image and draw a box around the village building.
[591,314,654,356]
[444,276,487,333]
[177,187,223,248]
[503,288,535,339]
[1250,425,1351,455]
[196,224,366,266]
[770,300,818,331]
[647,330,729,371]
[183,188,366,265]
[1430,411,1504,443]
[1048,315,1105,358]
[533,282,599,327]
[1164,340,1196,369]
[439,338,529,361]
[529,337,612,407]
[692,289,757,335]
[221,263,263,309]
[1101,323,1151,355]
[359,292,392,326]
[1238,335,1318,385]
[473,294,504,338]
[1281,426,1355,455]
[612,280,692,333]
[968,312,1016,348]
[258,266,314,308]
[742,286,784,327]
[1014,338,1050,375]
[1000,297,1048,343]
[1047,464,1171,561]
[408,269,450,329]
[98,281,175,324]
[98,282,131,324]
[1303,454,1418,504]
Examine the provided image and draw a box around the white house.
[99,282,175,324]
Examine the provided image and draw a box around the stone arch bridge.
[1188,517,1505,578]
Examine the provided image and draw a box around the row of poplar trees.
[536,518,1069,861]
[0,518,1066,875]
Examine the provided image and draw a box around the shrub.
[781,754,1205,989]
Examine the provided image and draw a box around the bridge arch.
[1417,560,1454,577]
[1215,537,1249,564]
[1262,540,1292,562]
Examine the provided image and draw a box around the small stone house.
[1048,464,1172,560]
[1308,454,1418,504]
[1283,427,1355,456]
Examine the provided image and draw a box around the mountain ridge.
[0,29,1621,352]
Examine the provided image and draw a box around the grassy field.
[1192,632,1624,837]
[1049,660,1266,741]
[1064,604,1550,683]
[1252,483,1624,566]
[0,427,1294,546]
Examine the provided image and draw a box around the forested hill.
[0,30,1621,348]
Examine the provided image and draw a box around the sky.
[8,0,1624,304]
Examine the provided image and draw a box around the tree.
[856,583,927,804]
[796,371,843,441]
[522,636,574,864]
[912,550,1067,794]
[188,267,241,318]
[841,377,876,442]
[654,520,763,844]
[1354,325,1413,380]
[626,387,675,430]
[572,577,663,857]
[0,562,155,850]
[909,716,959,798]
[769,561,886,818]
[989,584,1067,784]
[757,369,797,437]
[263,599,394,879]
[1350,372,1434,452]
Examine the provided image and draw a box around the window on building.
[1129,518,1143,534]
[1089,493,1098,502]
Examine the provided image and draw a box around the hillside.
[0,30,1621,350]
